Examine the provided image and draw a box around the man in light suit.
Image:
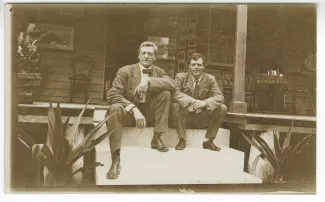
[105,41,177,179]
[171,53,228,151]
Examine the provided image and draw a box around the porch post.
[229,4,248,113]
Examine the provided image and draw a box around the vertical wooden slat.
[229,5,248,113]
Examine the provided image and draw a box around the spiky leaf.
[292,130,316,155]
[241,131,277,170]
[71,162,104,176]
[69,129,115,164]
[58,138,71,166]
[250,154,261,174]
[68,112,114,162]
[39,151,55,172]
[281,146,293,164]
[282,121,294,151]
[63,115,71,135]
[273,131,282,162]
[252,134,278,170]
[46,102,56,153]
[54,102,64,162]
[65,99,90,143]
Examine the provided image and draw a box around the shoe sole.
[151,145,169,152]
[106,166,121,179]
[203,146,221,151]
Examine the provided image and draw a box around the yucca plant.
[241,122,316,182]
[38,100,115,185]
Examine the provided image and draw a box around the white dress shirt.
[125,63,152,112]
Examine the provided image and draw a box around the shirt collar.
[191,74,203,83]
[139,63,152,72]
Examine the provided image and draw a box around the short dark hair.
[138,41,158,57]
[188,53,207,66]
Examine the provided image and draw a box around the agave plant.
[241,121,316,182]
[38,100,115,185]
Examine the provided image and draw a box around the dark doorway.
[104,6,148,85]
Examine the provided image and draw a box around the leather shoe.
[203,140,221,151]
[175,138,186,150]
[106,150,121,179]
[151,135,169,152]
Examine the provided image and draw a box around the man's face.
[188,58,205,77]
[138,46,156,68]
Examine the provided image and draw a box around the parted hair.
[138,41,159,57]
[188,53,207,66]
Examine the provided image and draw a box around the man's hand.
[131,107,146,129]
[193,100,208,110]
[134,83,149,96]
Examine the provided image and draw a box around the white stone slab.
[94,147,261,185]
[96,127,230,151]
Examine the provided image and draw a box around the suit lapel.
[133,63,141,80]
[186,72,194,96]
[198,73,207,97]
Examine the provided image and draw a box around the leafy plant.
[38,101,115,185]
[241,121,316,182]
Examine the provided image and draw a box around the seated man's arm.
[204,76,225,111]
[147,69,177,91]
[107,68,135,112]
[172,73,195,108]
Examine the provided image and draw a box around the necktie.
[142,68,152,75]
[194,79,200,99]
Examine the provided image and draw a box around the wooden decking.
[18,102,316,134]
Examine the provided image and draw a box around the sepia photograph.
[4,3,317,195]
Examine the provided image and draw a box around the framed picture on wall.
[169,16,178,28]
[178,38,186,49]
[36,23,75,51]
[178,62,187,72]
[188,49,196,59]
[179,17,187,28]
[177,51,186,62]
[188,13,198,25]
[188,36,197,47]
[147,36,176,60]
[179,28,188,38]
[188,24,196,37]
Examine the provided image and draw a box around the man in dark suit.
[171,53,228,151]
[105,41,177,179]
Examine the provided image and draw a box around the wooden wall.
[13,4,107,104]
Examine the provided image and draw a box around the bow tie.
[142,68,152,75]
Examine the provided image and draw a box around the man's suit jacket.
[172,72,224,111]
[107,63,177,107]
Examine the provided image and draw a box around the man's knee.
[211,104,228,116]
[107,103,124,116]
[219,104,228,113]
[159,90,171,100]
[171,102,181,110]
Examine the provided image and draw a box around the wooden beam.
[238,124,315,134]
[18,115,93,124]
[227,112,316,122]
[19,102,111,110]
[229,5,248,113]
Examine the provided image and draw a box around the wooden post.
[229,5,248,113]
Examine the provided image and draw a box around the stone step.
[95,147,261,185]
[96,127,230,151]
